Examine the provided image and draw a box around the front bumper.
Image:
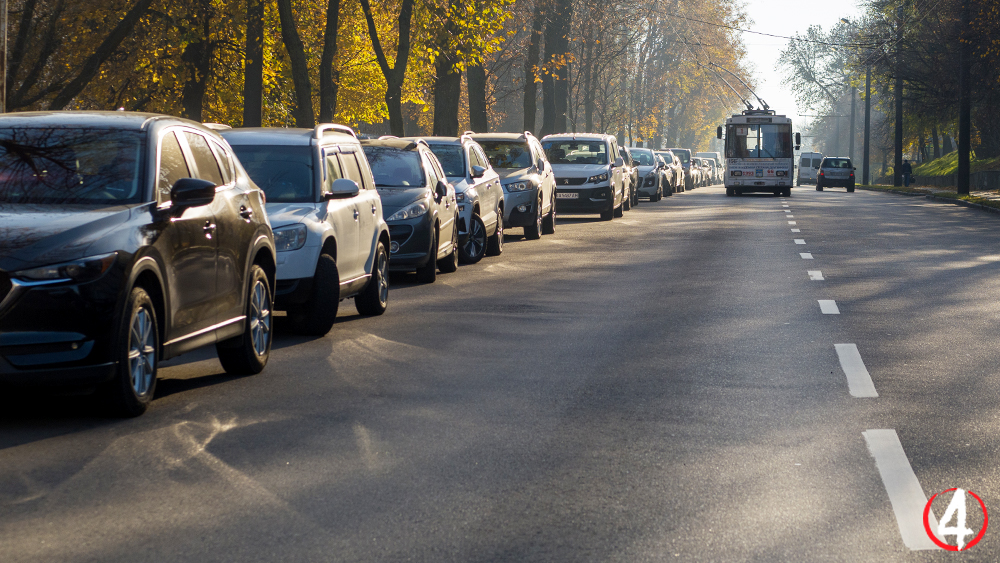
[554,183,614,214]
[386,214,434,271]
[502,188,540,227]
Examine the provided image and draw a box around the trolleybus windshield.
[726,124,792,159]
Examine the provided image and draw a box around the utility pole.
[1,0,7,113]
[957,0,971,194]
[849,87,857,163]
[893,4,904,187]
[863,67,871,184]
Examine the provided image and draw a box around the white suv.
[224,124,390,335]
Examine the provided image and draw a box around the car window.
[210,139,235,184]
[423,151,442,185]
[427,144,465,177]
[362,147,425,188]
[158,131,191,204]
[822,158,851,168]
[183,131,225,186]
[480,140,533,169]
[338,151,365,188]
[469,146,486,170]
[800,157,810,167]
[628,149,655,166]
[0,127,145,205]
[812,158,822,168]
[229,144,313,203]
[322,151,343,194]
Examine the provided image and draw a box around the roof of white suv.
[223,125,358,146]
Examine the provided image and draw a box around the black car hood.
[495,167,535,181]
[0,204,134,271]
[377,187,431,214]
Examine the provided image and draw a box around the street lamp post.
[1,0,7,114]
[863,67,871,184]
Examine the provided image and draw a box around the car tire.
[848,185,855,192]
[217,264,272,375]
[103,286,158,417]
[600,206,614,221]
[486,210,504,255]
[459,214,487,264]
[816,185,823,191]
[289,254,339,336]
[614,194,624,217]
[623,189,632,211]
[524,199,543,240]
[726,188,734,196]
[356,242,389,316]
[438,228,459,273]
[796,178,802,186]
[542,202,556,235]
[783,188,792,197]
[416,229,438,283]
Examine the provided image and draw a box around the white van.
[797,152,824,185]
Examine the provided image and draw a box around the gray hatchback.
[471,131,556,239]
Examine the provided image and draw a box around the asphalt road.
[3,185,1000,561]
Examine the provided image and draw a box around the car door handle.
[239,206,253,220]
[371,204,377,214]
[353,209,360,221]
[203,221,216,237]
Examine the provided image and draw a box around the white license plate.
[557,192,578,199]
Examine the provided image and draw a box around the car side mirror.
[471,165,486,179]
[614,157,624,168]
[435,180,448,201]
[717,126,723,139]
[325,178,360,199]
[170,178,216,210]
[536,157,545,170]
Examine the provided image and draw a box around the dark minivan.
[0,112,276,416]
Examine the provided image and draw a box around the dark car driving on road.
[0,111,276,416]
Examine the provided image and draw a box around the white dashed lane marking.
[808,270,824,280]
[862,429,940,550]
[835,344,878,398]
[800,252,812,259]
[789,221,797,225]
[791,228,800,232]
[818,300,840,314]
[784,210,791,213]
[795,239,806,244]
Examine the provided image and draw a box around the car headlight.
[273,224,308,252]
[587,172,609,183]
[504,181,531,192]
[386,199,430,221]
[13,252,117,284]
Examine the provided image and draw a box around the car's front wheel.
[217,264,272,375]
[104,286,158,417]
[289,254,338,336]
[356,242,389,316]
[459,214,487,264]
[524,198,543,240]
[487,209,504,255]
[542,200,556,234]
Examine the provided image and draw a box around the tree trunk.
[243,0,264,126]
[467,63,488,132]
[48,0,156,110]
[931,125,940,159]
[539,0,571,136]
[181,1,214,122]
[432,54,462,136]
[277,0,314,127]
[359,0,414,136]
[319,0,341,122]
[522,1,544,134]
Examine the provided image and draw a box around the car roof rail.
[202,122,232,131]
[378,135,398,140]
[463,130,475,136]
[315,123,357,139]
[413,138,430,148]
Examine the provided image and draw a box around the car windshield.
[0,128,145,205]
[362,147,425,188]
[822,158,852,168]
[230,145,313,203]
[427,144,465,177]
[628,149,656,166]
[542,141,608,165]
[479,140,533,169]
[669,149,690,165]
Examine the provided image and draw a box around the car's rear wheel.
[439,227,459,273]
[356,242,389,315]
[459,214,487,264]
[289,254,339,336]
[816,185,823,191]
[104,287,158,417]
[847,185,855,192]
[487,210,505,255]
[217,264,272,375]
[726,188,734,196]
[524,199,543,239]
[416,229,438,283]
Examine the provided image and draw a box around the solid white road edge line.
[835,343,878,398]
[795,239,806,244]
[808,270,824,280]
[862,429,940,550]
[819,300,840,314]
[800,252,813,259]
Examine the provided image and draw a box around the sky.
[740,0,864,132]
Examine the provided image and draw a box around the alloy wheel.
[249,279,272,356]
[377,248,389,305]
[128,307,156,397]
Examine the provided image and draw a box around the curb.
[857,186,1000,215]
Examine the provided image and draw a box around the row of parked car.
[0,111,711,417]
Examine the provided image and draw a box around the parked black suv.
[0,112,276,416]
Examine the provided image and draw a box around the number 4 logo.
[923,488,989,551]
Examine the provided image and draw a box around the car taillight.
[849,172,854,177]
[819,171,824,176]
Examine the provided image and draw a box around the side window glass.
[355,150,375,190]
[422,152,439,186]
[468,147,482,169]
[338,152,365,189]
[323,152,343,194]
[474,147,489,170]
[210,140,235,184]
[183,131,225,185]
[157,131,190,204]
